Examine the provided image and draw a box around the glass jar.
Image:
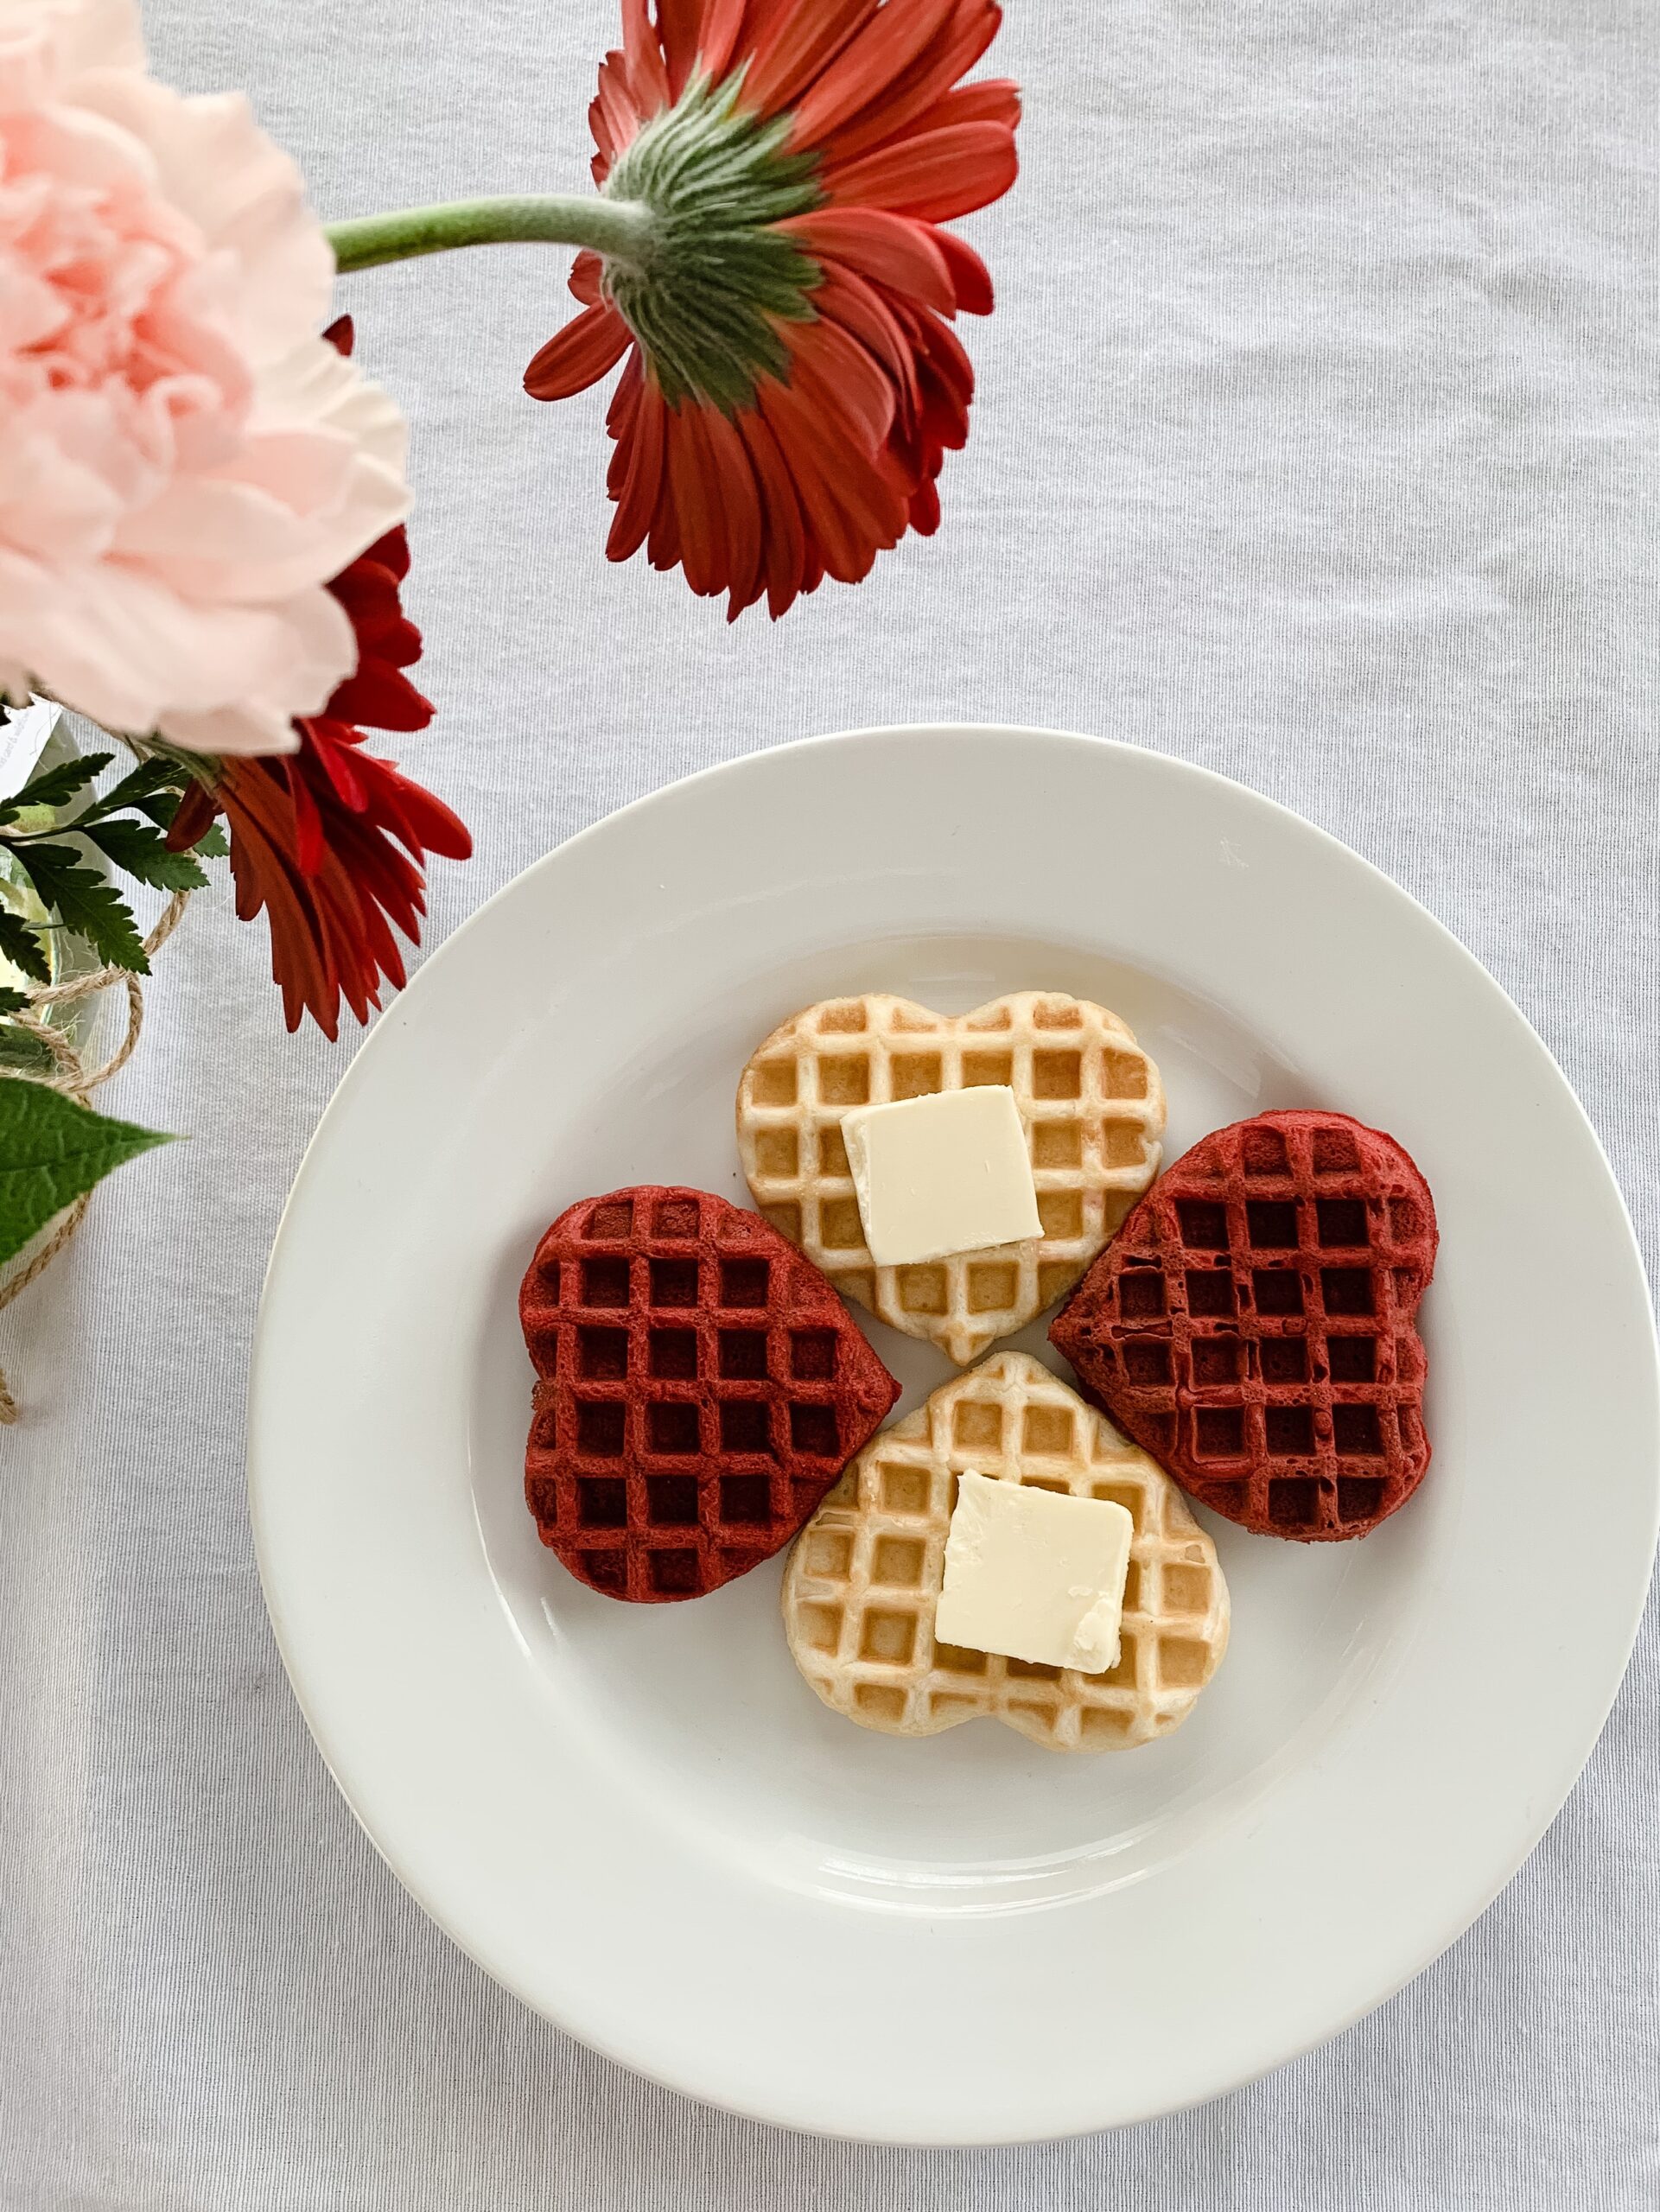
[0,701,111,1056]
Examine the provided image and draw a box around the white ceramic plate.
[250,726,1658,2143]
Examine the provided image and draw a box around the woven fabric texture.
[2,0,1655,2202]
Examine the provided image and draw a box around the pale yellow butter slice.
[841,1084,1040,1268]
[934,1471,1135,1675]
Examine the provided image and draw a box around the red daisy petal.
[361,527,412,586]
[742,0,880,119]
[378,772,472,864]
[785,0,960,149]
[909,472,942,535]
[739,0,796,50]
[594,53,645,166]
[646,504,681,575]
[684,404,738,598]
[821,119,1018,221]
[606,354,645,499]
[569,250,605,305]
[325,664,432,734]
[686,404,763,615]
[524,303,633,400]
[663,405,722,591]
[326,563,417,657]
[300,719,371,811]
[287,754,328,876]
[811,262,920,410]
[776,206,956,313]
[163,783,216,854]
[696,0,750,80]
[909,303,976,415]
[925,222,994,314]
[646,437,684,572]
[815,3,1003,164]
[758,375,903,582]
[901,77,1021,139]
[657,0,704,98]
[788,315,895,453]
[735,404,811,617]
[218,776,338,1034]
[590,124,613,188]
[620,0,671,112]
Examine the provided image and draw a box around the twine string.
[0,890,190,1424]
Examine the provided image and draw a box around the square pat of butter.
[933,1471,1134,1674]
[841,1084,1040,1268]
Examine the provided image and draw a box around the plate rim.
[249,721,1660,2142]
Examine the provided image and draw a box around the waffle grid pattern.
[520,1188,900,1600]
[782,1352,1230,1751]
[1052,1111,1438,1540]
[736,994,1166,1363]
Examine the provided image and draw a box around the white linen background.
[3,0,1656,2202]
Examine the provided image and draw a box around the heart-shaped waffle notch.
[520,1187,900,1601]
[1051,1111,1438,1541]
[736,994,1165,1363]
[781,1352,1229,1751]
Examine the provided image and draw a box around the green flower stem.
[326,194,654,275]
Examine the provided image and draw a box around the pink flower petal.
[0,0,410,750]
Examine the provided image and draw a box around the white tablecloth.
[4,1,1657,2202]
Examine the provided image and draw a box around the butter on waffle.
[736,994,1165,1363]
[1052,1110,1438,1541]
[781,1352,1229,1751]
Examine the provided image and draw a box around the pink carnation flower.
[0,0,408,754]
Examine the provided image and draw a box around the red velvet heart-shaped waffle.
[1051,1112,1437,1541]
[520,1187,901,1600]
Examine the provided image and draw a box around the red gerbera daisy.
[522,0,1019,618]
[168,322,472,1039]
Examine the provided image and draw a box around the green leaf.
[8,843,149,973]
[189,823,229,859]
[0,1024,53,1075]
[0,751,114,824]
[78,757,188,827]
[80,820,208,892]
[0,987,28,1018]
[0,1080,175,1268]
[0,906,51,985]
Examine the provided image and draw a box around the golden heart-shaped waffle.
[781,1353,1230,1751]
[735,993,1165,1363]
